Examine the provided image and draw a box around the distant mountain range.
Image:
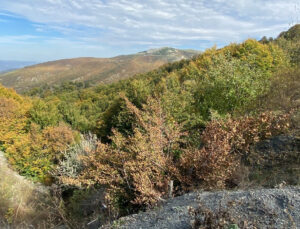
[0,47,200,92]
[0,60,36,73]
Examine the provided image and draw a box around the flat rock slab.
[105,187,300,229]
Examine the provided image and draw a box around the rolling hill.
[0,48,199,92]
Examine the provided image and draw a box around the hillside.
[0,25,299,228]
[0,48,199,92]
[278,24,300,41]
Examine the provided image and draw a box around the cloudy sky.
[0,0,299,62]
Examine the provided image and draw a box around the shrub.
[2,123,76,181]
[56,133,97,179]
[179,112,291,189]
[42,123,76,160]
[64,96,186,214]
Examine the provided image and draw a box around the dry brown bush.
[62,96,186,214]
[179,112,291,189]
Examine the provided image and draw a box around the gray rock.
[104,187,300,229]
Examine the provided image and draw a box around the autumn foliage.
[0,85,76,181]
[68,96,186,212]
[179,112,291,189]
[60,95,291,213]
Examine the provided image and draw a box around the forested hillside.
[26,38,290,137]
[0,48,199,93]
[0,25,299,228]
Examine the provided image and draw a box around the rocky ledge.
[103,187,300,229]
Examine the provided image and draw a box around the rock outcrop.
[104,187,300,229]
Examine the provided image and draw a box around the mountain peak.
[140,47,178,55]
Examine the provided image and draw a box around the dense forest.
[0,24,299,228]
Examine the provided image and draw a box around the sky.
[0,0,299,62]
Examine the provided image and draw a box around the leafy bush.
[183,40,288,121]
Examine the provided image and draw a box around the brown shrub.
[43,124,75,158]
[63,96,186,213]
[179,112,291,189]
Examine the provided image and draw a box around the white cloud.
[0,35,106,61]
[0,35,40,44]
[0,0,299,60]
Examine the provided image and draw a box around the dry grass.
[0,152,65,228]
